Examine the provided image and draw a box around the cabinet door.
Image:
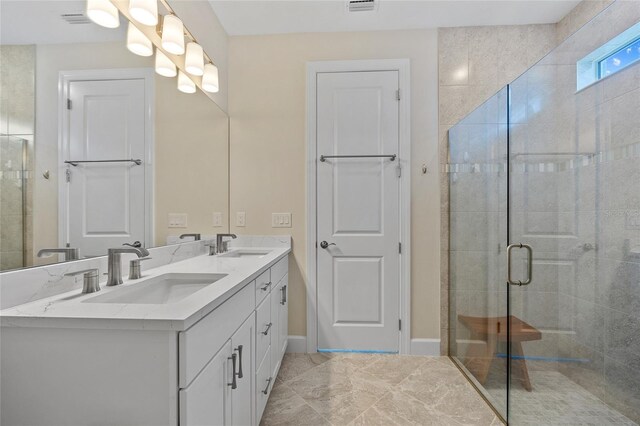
[231,314,255,426]
[180,341,232,426]
[270,281,281,379]
[279,274,289,359]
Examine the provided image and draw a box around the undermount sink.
[219,249,272,258]
[83,273,227,305]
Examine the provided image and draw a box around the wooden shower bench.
[458,315,542,391]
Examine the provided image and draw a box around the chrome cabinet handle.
[260,282,272,291]
[280,285,287,305]
[507,243,533,286]
[235,345,243,379]
[227,353,237,389]
[262,377,272,395]
[320,241,336,249]
[262,322,272,335]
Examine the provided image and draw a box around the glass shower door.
[507,3,640,422]
[448,87,509,421]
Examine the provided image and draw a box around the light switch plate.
[168,213,187,228]
[272,213,292,228]
[213,212,223,227]
[236,212,246,227]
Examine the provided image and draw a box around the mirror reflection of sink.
[83,273,227,305]
[219,249,272,258]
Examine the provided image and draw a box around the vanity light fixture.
[126,22,154,57]
[86,0,120,28]
[129,0,158,26]
[202,63,219,93]
[155,50,177,77]
[161,14,185,55]
[177,70,196,94]
[185,42,205,76]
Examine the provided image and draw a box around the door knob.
[320,241,336,249]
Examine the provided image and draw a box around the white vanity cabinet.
[180,255,288,426]
[0,253,289,426]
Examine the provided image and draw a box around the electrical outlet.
[213,212,223,227]
[272,213,292,228]
[236,212,246,227]
[168,213,187,228]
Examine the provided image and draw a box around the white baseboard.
[410,338,441,356]
[286,335,307,353]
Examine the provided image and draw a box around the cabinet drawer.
[255,294,271,368]
[256,349,272,422]
[179,283,255,388]
[254,269,272,305]
[271,256,288,286]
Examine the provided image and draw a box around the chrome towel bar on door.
[64,159,142,166]
[319,154,396,162]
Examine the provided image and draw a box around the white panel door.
[316,71,400,353]
[66,79,147,257]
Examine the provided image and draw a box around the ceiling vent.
[60,13,92,25]
[347,0,377,12]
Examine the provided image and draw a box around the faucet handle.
[123,241,142,248]
[129,258,153,280]
[64,269,100,294]
[204,243,217,256]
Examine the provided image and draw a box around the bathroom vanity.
[0,240,290,426]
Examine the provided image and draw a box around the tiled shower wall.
[438,0,614,355]
[0,45,35,271]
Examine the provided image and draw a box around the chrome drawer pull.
[262,377,272,395]
[234,345,243,379]
[262,322,273,335]
[260,282,272,291]
[227,353,237,389]
[281,285,287,305]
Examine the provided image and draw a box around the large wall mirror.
[0,0,229,272]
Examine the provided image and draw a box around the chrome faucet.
[180,233,201,241]
[106,247,150,286]
[216,234,237,254]
[37,248,79,261]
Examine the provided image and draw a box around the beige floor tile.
[260,382,329,426]
[361,355,430,386]
[278,353,331,383]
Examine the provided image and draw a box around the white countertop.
[0,246,290,332]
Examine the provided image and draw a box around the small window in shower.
[576,21,640,91]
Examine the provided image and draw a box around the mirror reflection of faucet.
[37,248,79,261]
[179,233,201,241]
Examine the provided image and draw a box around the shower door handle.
[507,243,533,286]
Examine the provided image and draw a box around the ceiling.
[208,0,581,36]
[0,0,126,45]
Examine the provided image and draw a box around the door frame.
[305,59,411,354]
[57,68,155,250]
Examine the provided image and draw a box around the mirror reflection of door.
[62,73,151,257]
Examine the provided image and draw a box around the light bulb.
[161,14,185,55]
[126,22,153,57]
[202,63,219,93]
[129,0,158,26]
[177,71,196,94]
[185,42,204,76]
[86,0,120,28]
[155,50,176,77]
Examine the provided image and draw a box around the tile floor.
[260,353,502,426]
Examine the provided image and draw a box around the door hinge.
[67,98,72,110]
[399,242,402,254]
[396,89,401,101]
[65,168,71,183]
[399,319,402,330]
